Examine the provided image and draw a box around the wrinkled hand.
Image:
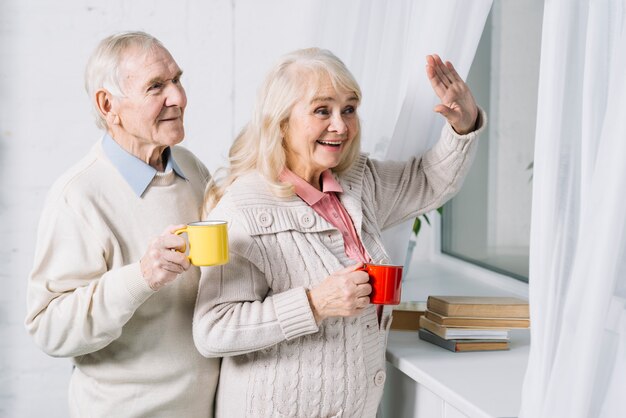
[306,263,372,324]
[426,54,479,135]
[140,224,191,291]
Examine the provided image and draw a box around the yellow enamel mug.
[174,221,229,266]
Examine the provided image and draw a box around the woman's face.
[283,74,359,187]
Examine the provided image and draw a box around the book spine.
[418,329,457,352]
[424,311,530,328]
[426,298,449,316]
[426,296,529,318]
[419,316,447,339]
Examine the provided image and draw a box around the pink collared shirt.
[279,169,371,263]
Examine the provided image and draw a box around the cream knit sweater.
[193,113,485,418]
[26,139,220,418]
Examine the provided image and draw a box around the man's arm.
[25,197,154,357]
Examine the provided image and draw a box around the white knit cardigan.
[193,114,484,418]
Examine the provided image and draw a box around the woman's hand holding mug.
[358,263,403,305]
[306,263,371,324]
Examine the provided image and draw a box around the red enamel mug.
[359,263,403,305]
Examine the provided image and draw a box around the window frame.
[421,214,529,298]
[430,0,543,289]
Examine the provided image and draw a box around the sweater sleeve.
[365,108,487,231]
[193,218,319,358]
[25,196,154,358]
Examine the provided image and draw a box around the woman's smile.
[316,137,346,149]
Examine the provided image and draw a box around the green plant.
[412,207,444,236]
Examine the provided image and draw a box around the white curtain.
[312,0,493,264]
[520,0,626,417]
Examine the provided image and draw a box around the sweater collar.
[226,154,368,235]
[101,133,187,197]
[278,169,343,206]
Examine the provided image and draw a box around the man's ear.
[95,89,119,125]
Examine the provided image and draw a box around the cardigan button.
[257,211,273,227]
[299,213,315,228]
[373,370,386,387]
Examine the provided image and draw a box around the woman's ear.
[95,89,119,125]
[280,120,289,139]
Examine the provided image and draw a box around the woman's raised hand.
[306,263,372,324]
[426,54,479,135]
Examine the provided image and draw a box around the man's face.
[110,46,187,151]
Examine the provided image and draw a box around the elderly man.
[25,32,219,417]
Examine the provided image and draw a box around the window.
[441,0,544,282]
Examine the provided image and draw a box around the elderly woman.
[193,48,485,417]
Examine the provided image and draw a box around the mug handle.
[174,227,189,255]
[356,263,370,272]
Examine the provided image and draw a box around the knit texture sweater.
[193,113,485,418]
[25,139,220,417]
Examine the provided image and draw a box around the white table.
[380,261,530,418]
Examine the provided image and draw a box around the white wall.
[0,1,330,416]
[0,1,492,416]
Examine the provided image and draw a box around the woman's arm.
[193,254,318,357]
[192,218,372,358]
[364,108,485,231]
[192,220,319,358]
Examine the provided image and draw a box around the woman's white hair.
[84,31,165,130]
[203,47,362,214]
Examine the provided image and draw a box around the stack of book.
[390,301,427,331]
[418,296,530,352]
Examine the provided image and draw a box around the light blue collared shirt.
[102,134,187,197]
